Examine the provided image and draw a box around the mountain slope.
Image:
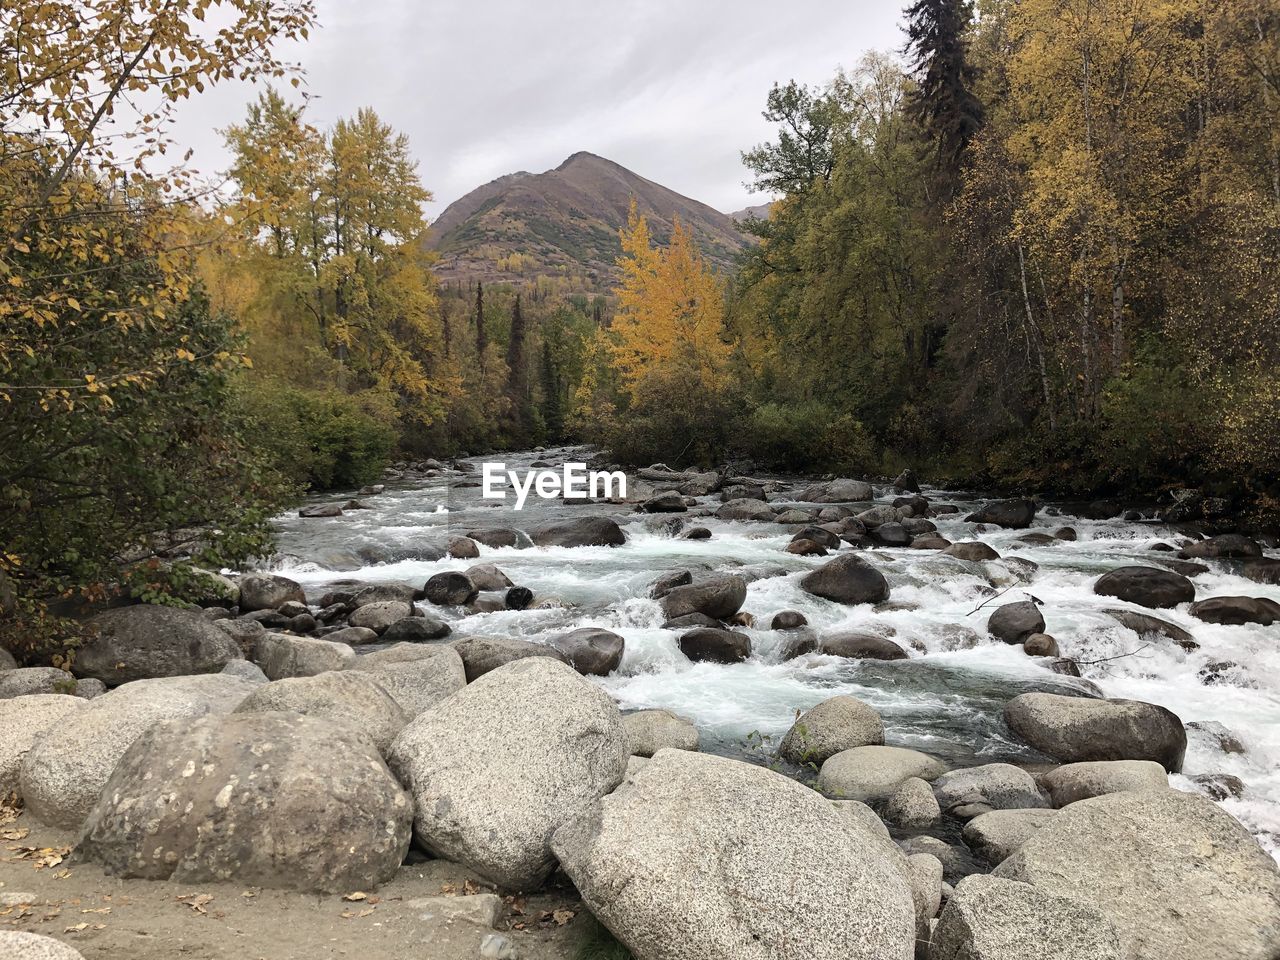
[425,152,748,287]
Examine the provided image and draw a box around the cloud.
[169,0,906,215]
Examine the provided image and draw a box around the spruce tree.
[904,0,984,183]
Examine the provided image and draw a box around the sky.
[171,0,908,217]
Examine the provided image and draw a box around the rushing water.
[265,447,1280,861]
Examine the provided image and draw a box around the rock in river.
[548,627,625,676]
[529,517,625,548]
[660,575,747,621]
[233,671,407,755]
[800,555,890,605]
[75,605,244,685]
[1093,566,1194,609]
[818,745,947,802]
[1004,693,1187,772]
[964,499,1036,529]
[677,627,750,664]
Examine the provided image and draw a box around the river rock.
[461,564,511,592]
[0,932,87,959]
[961,809,1058,865]
[931,764,1047,817]
[677,627,750,664]
[1022,633,1059,657]
[871,522,911,546]
[388,658,627,890]
[660,575,747,621]
[1180,533,1262,559]
[550,749,916,960]
[255,633,355,679]
[380,616,451,643]
[349,643,466,716]
[792,526,842,551]
[73,605,245,685]
[1188,595,1280,626]
[450,636,569,682]
[818,746,947,801]
[985,602,1045,645]
[1004,693,1187,771]
[321,626,379,646]
[529,517,625,548]
[994,789,1280,960]
[883,776,942,830]
[1103,609,1197,648]
[648,570,692,599]
[801,555,890,605]
[771,610,808,629]
[347,600,412,632]
[1241,558,1280,585]
[717,498,776,521]
[778,695,884,764]
[931,874,1124,960]
[623,709,700,756]
[238,574,306,612]
[942,541,1000,562]
[907,853,944,942]
[351,582,417,607]
[78,712,411,892]
[233,671,407,754]
[0,668,101,700]
[965,499,1036,529]
[549,627,625,676]
[447,536,480,559]
[799,478,875,503]
[1093,566,1194,609]
[466,527,530,549]
[20,674,254,828]
[642,491,687,513]
[220,659,268,683]
[423,571,479,606]
[0,695,87,796]
[1041,759,1167,807]
[818,631,908,661]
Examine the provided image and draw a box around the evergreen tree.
[474,281,487,372]
[904,0,985,183]
[505,294,531,441]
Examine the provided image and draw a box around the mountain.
[425,152,749,288]
[729,202,773,222]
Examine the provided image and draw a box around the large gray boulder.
[387,658,627,890]
[0,667,101,700]
[255,633,355,679]
[932,874,1124,960]
[798,478,874,503]
[623,710,699,757]
[548,627,625,676]
[237,574,306,612]
[985,602,1044,645]
[347,600,412,632]
[1041,760,1167,807]
[1093,566,1194,609]
[74,605,245,685]
[1103,609,1197,648]
[676,627,750,664]
[551,749,916,960]
[450,636,568,682]
[995,790,1280,960]
[800,555,890,605]
[529,517,625,548]
[818,746,947,802]
[0,694,87,796]
[20,675,254,828]
[233,671,407,754]
[717,498,777,522]
[961,809,1058,865]
[1004,693,1187,772]
[906,853,944,944]
[778,696,884,765]
[78,712,411,893]
[818,631,907,661]
[965,499,1036,529]
[1188,595,1280,626]
[423,571,478,606]
[942,541,1000,562]
[931,764,1047,817]
[883,776,942,830]
[349,643,466,716]
[0,932,86,959]
[660,575,747,621]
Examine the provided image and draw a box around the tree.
[904,0,985,182]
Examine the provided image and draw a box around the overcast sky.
[172,0,907,217]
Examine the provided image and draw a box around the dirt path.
[0,812,587,960]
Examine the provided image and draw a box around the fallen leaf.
[462,879,480,896]
[64,922,88,933]
[176,893,214,914]
[552,908,575,926]
[342,891,367,902]
[81,907,111,915]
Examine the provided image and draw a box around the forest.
[2,0,1279,641]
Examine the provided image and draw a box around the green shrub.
[740,402,880,473]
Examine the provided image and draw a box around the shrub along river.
[267,447,1280,862]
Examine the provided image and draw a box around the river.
[265,446,1280,862]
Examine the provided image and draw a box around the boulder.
[255,633,355,679]
[716,498,776,522]
[771,610,808,630]
[1093,566,1194,609]
[20,674,254,828]
[778,696,885,765]
[466,527,531,549]
[451,636,569,682]
[994,790,1280,960]
[1022,633,1059,657]
[0,694,87,796]
[893,469,921,494]
[964,499,1036,529]
[818,632,907,661]
[380,616,451,643]
[818,746,947,802]
[1241,558,1280,585]
[1041,760,1168,807]
[550,749,916,960]
[1103,609,1197,649]
[660,575,747,621]
[721,482,767,502]
[799,478,875,503]
[961,809,1058,865]
[942,542,1000,562]
[464,563,514,592]
[1004,693,1187,772]
[424,571,479,606]
[931,764,1047,817]
[649,570,693,599]
[985,602,1044,645]
[871,522,911,547]
[529,517,625,548]
[0,668,100,700]
[347,600,412,632]
[549,627,625,676]
[238,574,306,612]
[1180,534,1262,559]
[0,646,15,671]
[299,503,342,517]
[883,776,941,830]
[800,555,890,605]
[642,491,687,513]
[321,625,379,646]
[447,536,480,559]
[792,525,842,550]
[78,712,411,893]
[233,671,407,754]
[931,874,1124,960]
[906,853,944,942]
[349,643,466,716]
[623,710,699,756]
[1188,595,1280,626]
[0,933,86,959]
[74,605,244,685]
[677,627,750,664]
[856,505,902,528]
[220,659,267,683]
[388,658,627,890]
[350,583,417,607]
